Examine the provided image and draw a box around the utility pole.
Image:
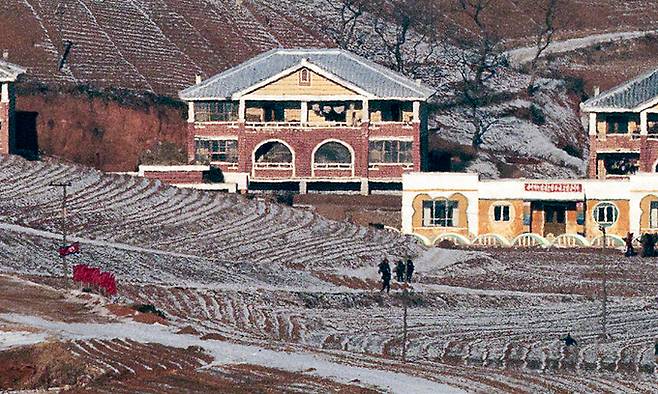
[402,286,408,362]
[599,225,608,341]
[51,182,71,284]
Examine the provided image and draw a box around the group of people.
[377,258,414,293]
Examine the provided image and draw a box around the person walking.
[395,260,405,282]
[378,258,391,294]
[561,333,577,347]
[624,232,636,257]
[405,259,415,283]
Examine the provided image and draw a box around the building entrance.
[543,203,567,236]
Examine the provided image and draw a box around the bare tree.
[450,0,507,148]
[324,0,367,51]
[370,0,441,77]
[528,0,559,94]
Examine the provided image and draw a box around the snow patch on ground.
[414,248,485,273]
[507,29,658,65]
[0,330,49,350]
[0,313,464,394]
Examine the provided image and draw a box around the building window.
[368,140,413,164]
[650,201,658,228]
[314,141,353,169]
[593,202,619,226]
[422,200,459,227]
[493,205,511,222]
[194,101,238,122]
[195,139,238,163]
[600,153,639,176]
[606,115,629,134]
[253,141,293,169]
[648,114,658,135]
[299,68,311,86]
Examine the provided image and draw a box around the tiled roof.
[0,60,26,82]
[581,68,658,111]
[179,48,434,101]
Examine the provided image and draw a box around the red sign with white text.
[58,242,80,257]
[524,183,582,193]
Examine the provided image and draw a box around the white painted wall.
[402,172,658,239]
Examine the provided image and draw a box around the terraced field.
[4,0,658,95]
[0,155,657,392]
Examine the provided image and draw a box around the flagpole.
[50,181,71,285]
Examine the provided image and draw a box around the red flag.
[58,242,80,257]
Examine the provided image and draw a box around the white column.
[1,83,8,103]
[640,111,648,135]
[187,102,195,123]
[412,101,420,123]
[300,101,308,124]
[588,112,597,136]
[362,99,369,123]
[238,99,246,122]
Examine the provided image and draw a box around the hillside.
[2,0,658,175]
[3,0,658,95]
[0,155,657,392]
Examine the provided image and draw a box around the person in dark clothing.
[625,232,637,257]
[641,233,657,257]
[405,259,415,283]
[378,259,391,293]
[395,260,405,282]
[561,333,577,347]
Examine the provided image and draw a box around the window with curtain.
[422,200,459,227]
[195,139,238,163]
[194,101,238,122]
[368,140,413,164]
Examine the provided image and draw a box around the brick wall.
[190,121,422,181]
[143,170,203,184]
[588,135,658,177]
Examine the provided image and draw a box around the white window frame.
[422,199,459,228]
[649,201,658,229]
[195,138,238,164]
[368,140,413,165]
[493,204,511,222]
[593,202,619,226]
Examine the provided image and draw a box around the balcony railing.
[313,163,353,170]
[368,162,414,169]
[194,120,416,129]
[253,162,293,170]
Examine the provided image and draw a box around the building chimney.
[593,86,600,97]
[2,51,8,60]
[195,75,202,84]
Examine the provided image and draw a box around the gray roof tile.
[0,60,26,82]
[582,68,658,111]
[179,48,434,101]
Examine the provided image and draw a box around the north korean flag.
[58,242,80,257]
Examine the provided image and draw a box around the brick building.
[171,48,433,193]
[0,59,25,155]
[581,68,658,179]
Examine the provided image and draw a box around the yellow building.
[402,172,658,248]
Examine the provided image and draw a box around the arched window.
[313,141,353,169]
[299,68,311,86]
[253,141,293,169]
